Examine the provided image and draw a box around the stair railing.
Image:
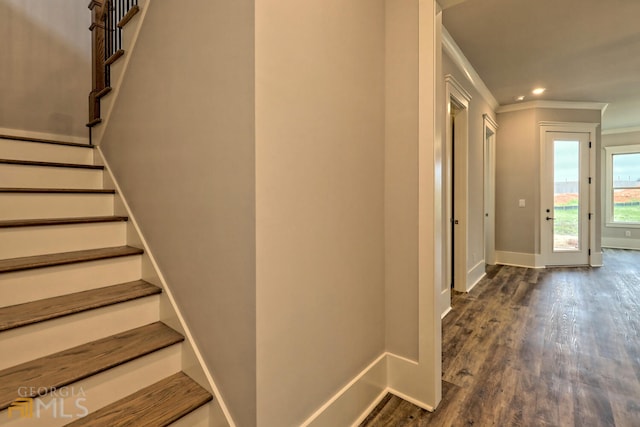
[87,0,138,128]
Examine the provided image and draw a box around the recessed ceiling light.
[532,87,546,95]
[515,95,525,101]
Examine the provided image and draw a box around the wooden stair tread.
[0,322,184,411]
[118,5,140,29]
[0,246,143,273]
[105,50,124,66]
[0,158,104,170]
[0,134,93,148]
[66,372,212,426]
[96,86,112,99]
[0,280,161,332]
[0,216,128,228]
[0,187,115,194]
[86,118,102,128]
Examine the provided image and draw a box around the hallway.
[361,249,640,426]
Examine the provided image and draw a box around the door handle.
[546,216,555,221]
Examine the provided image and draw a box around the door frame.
[443,74,471,317]
[539,122,598,266]
[483,114,498,265]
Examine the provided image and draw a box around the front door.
[542,131,590,266]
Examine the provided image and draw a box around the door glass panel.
[554,140,580,251]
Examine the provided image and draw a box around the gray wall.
[384,0,420,361]
[0,0,90,137]
[255,0,386,424]
[99,1,257,425]
[496,107,602,256]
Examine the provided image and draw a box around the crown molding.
[602,125,640,135]
[497,100,609,115]
[442,26,499,110]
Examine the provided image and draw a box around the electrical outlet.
[519,199,526,208]
[625,230,632,237]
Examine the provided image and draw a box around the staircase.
[0,135,214,426]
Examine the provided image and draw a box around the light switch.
[518,199,526,207]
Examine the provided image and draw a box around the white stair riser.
[0,193,114,220]
[0,296,159,370]
[0,222,127,259]
[0,164,103,189]
[0,256,141,307]
[0,139,93,165]
[0,344,181,427]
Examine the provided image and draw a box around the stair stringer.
[95,147,235,427]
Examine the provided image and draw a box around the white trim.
[590,251,603,267]
[301,353,387,427]
[96,147,236,427]
[497,100,608,115]
[445,74,470,297]
[441,305,452,319]
[444,75,472,105]
[299,351,438,427]
[442,27,499,109]
[483,114,497,267]
[0,127,89,145]
[603,144,640,227]
[386,387,434,412]
[539,123,598,267]
[483,113,499,130]
[495,251,545,268]
[602,126,640,136]
[602,237,640,250]
[349,390,389,427]
[466,260,486,292]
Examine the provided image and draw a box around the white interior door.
[541,131,590,266]
[483,117,496,265]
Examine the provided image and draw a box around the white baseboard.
[495,251,544,268]
[466,260,486,292]
[441,305,452,319]
[0,126,89,145]
[301,352,435,427]
[590,251,603,267]
[602,237,640,251]
[302,353,387,427]
[440,288,451,318]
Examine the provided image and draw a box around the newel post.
[88,0,107,124]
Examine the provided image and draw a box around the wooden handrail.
[88,0,107,125]
[87,0,138,128]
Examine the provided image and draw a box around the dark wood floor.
[361,249,640,426]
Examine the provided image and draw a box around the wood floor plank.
[0,159,103,170]
[0,187,114,194]
[66,372,212,427]
[0,322,183,411]
[0,216,128,228]
[0,246,143,273]
[0,280,160,331]
[360,249,640,426]
[0,134,93,148]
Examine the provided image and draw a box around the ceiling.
[442,0,640,131]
